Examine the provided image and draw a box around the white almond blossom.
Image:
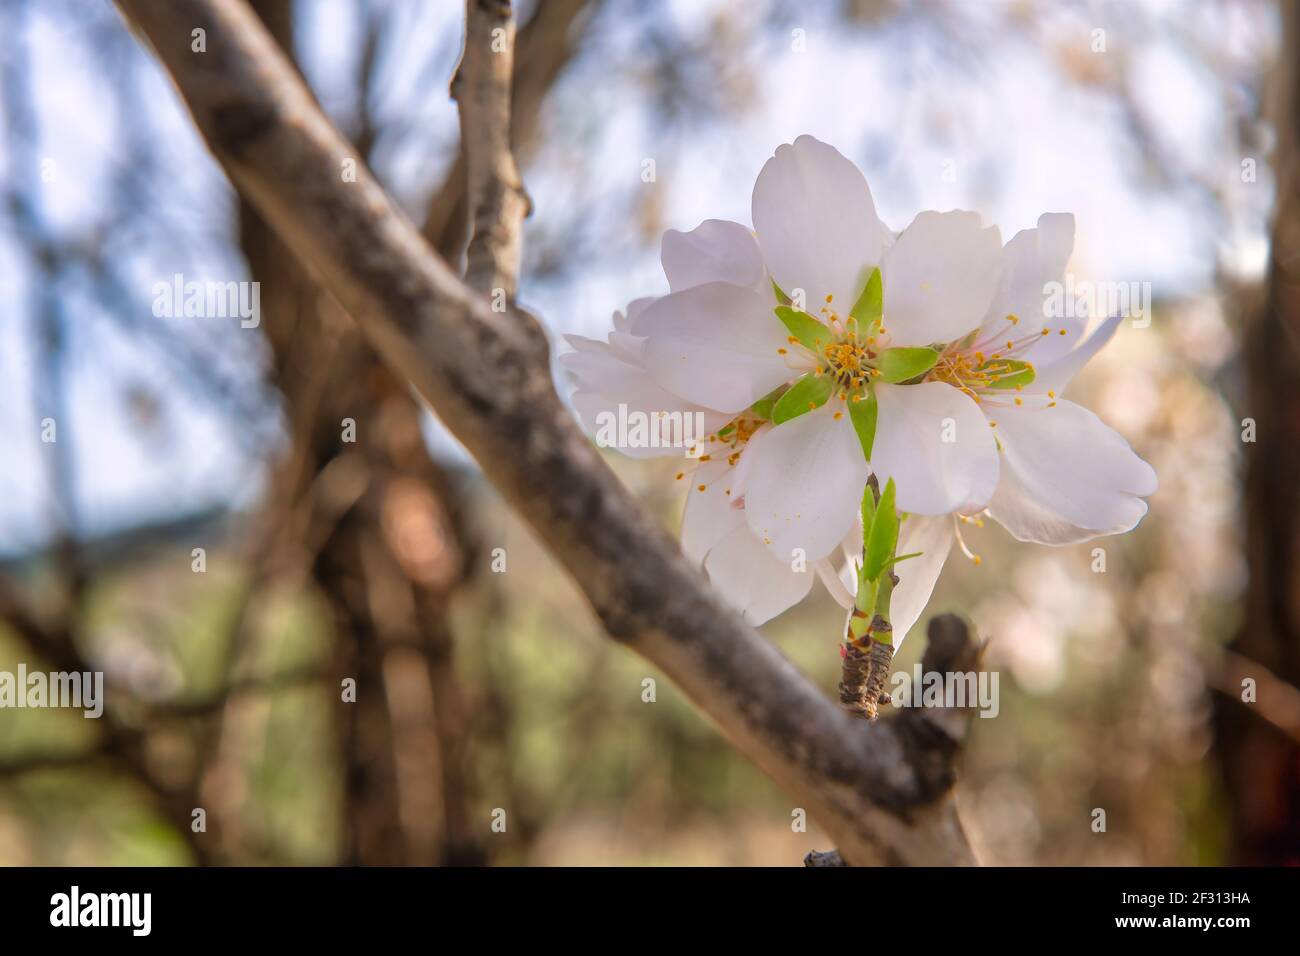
[633,136,1005,566]
[562,135,1156,641]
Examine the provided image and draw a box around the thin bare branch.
[422,0,592,259]
[453,0,530,299]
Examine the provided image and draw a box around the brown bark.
[453,0,530,300]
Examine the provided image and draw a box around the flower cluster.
[563,136,1156,641]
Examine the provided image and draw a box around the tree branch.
[423,0,592,259]
[114,0,976,865]
[452,0,529,300]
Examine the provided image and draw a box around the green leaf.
[771,279,791,306]
[774,306,831,351]
[863,478,899,583]
[850,267,882,326]
[771,375,833,424]
[848,390,878,461]
[876,346,939,384]
[981,359,1036,390]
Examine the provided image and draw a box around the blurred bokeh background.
[0,0,1295,865]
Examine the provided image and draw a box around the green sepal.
[850,267,882,327]
[862,478,899,583]
[848,390,878,461]
[771,278,791,306]
[749,384,787,421]
[771,375,833,424]
[876,346,939,384]
[859,482,876,534]
[774,306,831,351]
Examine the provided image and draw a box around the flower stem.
[839,476,900,719]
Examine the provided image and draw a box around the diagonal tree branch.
[114,0,976,865]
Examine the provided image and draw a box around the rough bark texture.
[115,0,977,866]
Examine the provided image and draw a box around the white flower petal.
[607,330,645,361]
[889,514,955,648]
[680,459,744,566]
[872,382,1000,516]
[560,341,672,404]
[612,297,655,334]
[704,524,815,626]
[983,212,1075,334]
[561,333,610,356]
[662,219,766,293]
[815,556,855,610]
[571,391,724,459]
[986,398,1157,544]
[633,281,793,412]
[742,404,870,561]
[727,421,772,504]
[562,339,728,458]
[881,211,1002,347]
[1030,315,1121,396]
[751,135,888,311]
